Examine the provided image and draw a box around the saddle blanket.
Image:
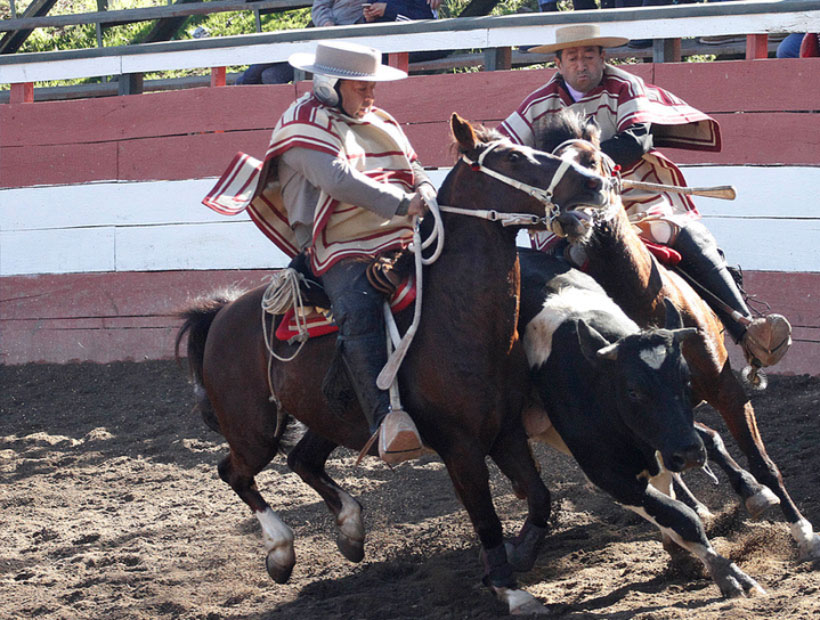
[275,275,417,342]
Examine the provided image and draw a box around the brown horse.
[176,114,609,614]
[532,111,820,562]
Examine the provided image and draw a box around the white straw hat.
[529,24,629,55]
[288,41,407,81]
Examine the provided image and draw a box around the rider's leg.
[671,220,791,367]
[321,258,423,464]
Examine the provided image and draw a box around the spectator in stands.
[362,0,439,22]
[500,24,792,370]
[777,33,807,58]
[237,0,369,85]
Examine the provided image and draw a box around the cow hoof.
[713,559,765,598]
[336,532,365,563]
[265,548,295,584]
[492,587,548,615]
[798,532,820,562]
[745,486,780,519]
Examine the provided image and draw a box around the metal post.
[118,73,144,96]
[484,47,512,71]
[255,8,262,33]
[652,38,681,63]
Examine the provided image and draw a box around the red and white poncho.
[499,64,721,251]
[203,94,418,274]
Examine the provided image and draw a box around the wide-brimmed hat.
[528,24,629,55]
[288,41,407,81]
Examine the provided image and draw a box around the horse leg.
[488,428,551,573]
[694,422,780,518]
[672,473,714,521]
[713,366,820,560]
[443,441,546,615]
[287,429,366,563]
[217,453,295,584]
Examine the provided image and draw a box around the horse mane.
[532,110,602,153]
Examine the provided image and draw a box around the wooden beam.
[118,73,144,96]
[484,47,512,71]
[9,82,34,104]
[746,34,769,59]
[387,52,409,73]
[0,0,311,32]
[653,38,681,63]
[210,66,227,87]
[0,0,59,54]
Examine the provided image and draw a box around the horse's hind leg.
[488,428,551,572]
[694,422,779,518]
[217,452,296,583]
[713,367,820,560]
[287,429,365,563]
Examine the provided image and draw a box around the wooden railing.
[1,0,819,102]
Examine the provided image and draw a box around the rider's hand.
[406,192,428,218]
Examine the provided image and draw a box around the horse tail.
[175,289,244,434]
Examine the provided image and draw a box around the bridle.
[454,141,576,230]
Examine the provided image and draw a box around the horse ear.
[583,117,602,148]
[577,319,616,363]
[451,113,478,152]
[662,298,684,330]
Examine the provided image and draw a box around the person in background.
[500,24,792,370]
[363,0,439,22]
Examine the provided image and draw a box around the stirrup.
[355,410,423,466]
[741,314,792,368]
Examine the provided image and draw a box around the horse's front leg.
[617,478,765,598]
[489,426,551,572]
[443,441,547,615]
[713,366,820,561]
[694,422,779,518]
[287,429,365,563]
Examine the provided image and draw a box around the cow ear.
[663,298,684,330]
[451,113,478,153]
[577,320,617,362]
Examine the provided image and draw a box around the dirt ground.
[1,360,818,619]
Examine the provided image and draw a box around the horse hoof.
[745,486,780,519]
[493,587,548,615]
[265,549,295,584]
[713,559,765,598]
[336,533,365,563]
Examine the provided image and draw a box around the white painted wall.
[1,166,818,276]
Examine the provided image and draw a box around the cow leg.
[218,453,295,584]
[287,429,365,563]
[443,441,547,615]
[694,422,780,518]
[713,367,820,560]
[622,483,765,598]
[489,427,552,572]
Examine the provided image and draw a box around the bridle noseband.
[459,141,575,228]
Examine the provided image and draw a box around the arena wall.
[1,60,819,373]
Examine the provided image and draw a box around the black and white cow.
[518,249,765,599]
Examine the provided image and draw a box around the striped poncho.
[203,94,418,273]
[499,64,721,251]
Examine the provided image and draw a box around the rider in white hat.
[500,24,791,369]
[207,41,436,463]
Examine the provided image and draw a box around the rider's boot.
[341,332,423,466]
[672,221,791,368]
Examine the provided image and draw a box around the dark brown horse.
[176,114,609,613]
[532,111,820,562]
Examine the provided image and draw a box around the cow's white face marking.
[640,344,667,370]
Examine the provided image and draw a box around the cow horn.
[596,342,619,361]
[671,327,699,343]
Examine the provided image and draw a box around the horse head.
[532,111,622,244]
[578,298,705,473]
[447,113,610,229]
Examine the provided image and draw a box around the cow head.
[577,300,706,473]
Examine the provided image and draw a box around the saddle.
[272,251,416,344]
